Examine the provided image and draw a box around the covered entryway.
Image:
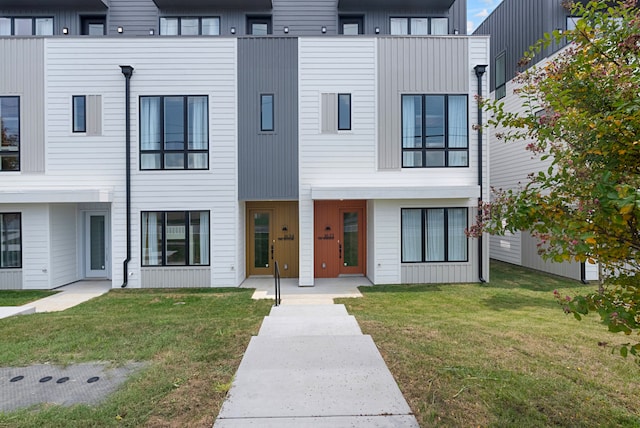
[246,201,299,278]
[314,200,366,278]
[84,211,110,279]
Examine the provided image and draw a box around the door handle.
[338,240,342,259]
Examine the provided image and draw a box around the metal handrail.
[274,261,281,306]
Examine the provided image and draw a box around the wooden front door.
[246,202,298,278]
[314,200,366,278]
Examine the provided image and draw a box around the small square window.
[248,16,272,35]
[73,96,86,133]
[261,94,274,132]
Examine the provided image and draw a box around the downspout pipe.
[474,64,488,283]
[120,65,134,288]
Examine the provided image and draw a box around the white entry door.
[85,212,109,278]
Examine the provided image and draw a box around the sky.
[467,0,504,33]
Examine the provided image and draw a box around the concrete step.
[258,315,362,337]
[216,335,413,420]
[268,304,349,318]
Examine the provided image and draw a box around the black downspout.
[120,65,134,288]
[580,262,588,284]
[474,64,488,283]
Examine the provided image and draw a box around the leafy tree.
[472,0,640,359]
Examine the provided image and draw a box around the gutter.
[120,65,134,288]
[474,64,488,283]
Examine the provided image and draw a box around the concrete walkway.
[241,276,369,305]
[214,303,419,427]
[0,281,111,320]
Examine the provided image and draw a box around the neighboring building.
[0,0,490,289]
[474,0,598,281]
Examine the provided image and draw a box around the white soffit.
[0,189,113,204]
[311,186,480,200]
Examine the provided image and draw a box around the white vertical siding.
[141,267,211,288]
[0,271,22,289]
[49,204,78,288]
[20,204,51,290]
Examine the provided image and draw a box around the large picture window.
[402,94,468,168]
[0,17,53,35]
[160,17,220,35]
[140,96,208,170]
[0,213,21,268]
[141,211,209,267]
[402,208,468,263]
[0,96,19,172]
[390,17,448,35]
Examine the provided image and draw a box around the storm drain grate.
[0,362,146,412]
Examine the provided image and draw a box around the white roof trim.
[0,189,113,204]
[311,186,480,200]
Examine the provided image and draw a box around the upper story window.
[566,16,579,31]
[0,17,53,36]
[339,16,363,35]
[247,16,272,35]
[260,94,274,132]
[401,94,468,168]
[140,95,209,170]
[160,17,220,35]
[495,51,506,100]
[0,96,19,172]
[401,208,468,263]
[390,17,448,35]
[81,16,106,35]
[0,213,21,268]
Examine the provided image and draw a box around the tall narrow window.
[141,211,209,267]
[261,94,274,132]
[0,96,20,171]
[401,208,468,263]
[401,94,468,168]
[140,95,208,170]
[73,96,86,133]
[0,213,21,268]
[495,51,506,100]
[338,93,351,130]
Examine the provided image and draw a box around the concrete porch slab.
[268,304,349,317]
[216,335,412,420]
[28,280,111,313]
[258,315,362,337]
[214,415,420,427]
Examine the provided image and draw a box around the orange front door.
[314,200,366,278]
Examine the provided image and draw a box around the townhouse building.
[0,0,490,289]
[474,0,598,282]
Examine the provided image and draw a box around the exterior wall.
[522,231,581,281]
[141,267,211,287]
[0,38,45,174]
[108,0,158,36]
[20,204,50,290]
[238,37,298,200]
[0,270,21,289]
[49,203,78,288]
[273,0,338,35]
[377,36,469,170]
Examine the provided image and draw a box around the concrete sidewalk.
[0,281,111,320]
[214,304,419,427]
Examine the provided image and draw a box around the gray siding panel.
[377,37,469,170]
[473,0,568,91]
[448,0,466,34]
[141,267,211,287]
[238,37,298,200]
[273,0,337,35]
[87,94,102,136]
[0,38,45,174]
[522,232,581,281]
[0,270,22,289]
[321,93,337,133]
[108,0,158,35]
[0,9,87,35]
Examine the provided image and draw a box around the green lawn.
[0,290,57,306]
[0,288,272,427]
[339,261,640,427]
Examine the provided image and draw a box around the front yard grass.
[0,288,272,427]
[0,290,57,306]
[339,261,640,427]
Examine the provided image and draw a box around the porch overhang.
[311,185,480,200]
[338,0,455,11]
[0,188,113,204]
[152,0,272,10]
[0,0,109,9]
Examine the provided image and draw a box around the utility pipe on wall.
[120,65,134,288]
[474,64,488,283]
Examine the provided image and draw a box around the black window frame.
[260,93,274,132]
[0,212,22,269]
[139,95,209,171]
[339,15,364,35]
[0,16,54,35]
[247,16,272,35]
[338,93,352,131]
[72,95,86,133]
[140,210,210,267]
[159,16,221,35]
[495,51,506,100]
[401,208,468,263]
[401,94,469,168]
[389,17,448,35]
[0,95,20,172]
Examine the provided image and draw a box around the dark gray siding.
[273,0,337,35]
[238,37,298,200]
[0,9,89,34]
[159,9,250,35]
[448,0,466,34]
[108,0,158,35]
[473,0,570,91]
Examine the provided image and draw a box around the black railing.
[274,261,281,306]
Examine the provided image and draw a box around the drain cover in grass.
[0,362,146,412]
